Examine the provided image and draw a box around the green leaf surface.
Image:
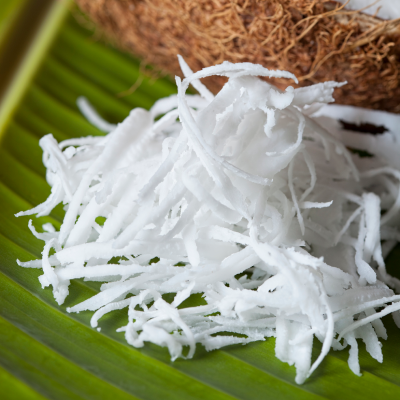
[0,0,27,51]
[1,2,400,399]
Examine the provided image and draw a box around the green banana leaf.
[1,1,400,399]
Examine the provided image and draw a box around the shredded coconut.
[16,58,400,384]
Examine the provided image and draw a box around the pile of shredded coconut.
[17,58,400,384]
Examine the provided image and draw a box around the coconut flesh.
[16,59,400,384]
[338,0,400,20]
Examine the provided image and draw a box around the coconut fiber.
[76,0,400,112]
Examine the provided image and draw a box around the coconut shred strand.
[17,59,400,384]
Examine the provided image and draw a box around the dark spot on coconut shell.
[339,120,388,135]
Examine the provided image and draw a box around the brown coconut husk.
[75,0,400,113]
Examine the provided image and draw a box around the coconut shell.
[75,0,400,113]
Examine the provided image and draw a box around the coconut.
[75,0,400,113]
[16,59,400,383]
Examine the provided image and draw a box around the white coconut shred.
[16,58,400,384]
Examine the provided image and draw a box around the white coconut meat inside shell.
[337,0,400,20]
